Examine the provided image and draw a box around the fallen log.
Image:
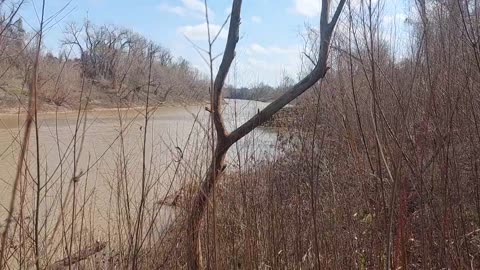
[48,241,106,269]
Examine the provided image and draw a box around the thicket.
[2,0,480,269]
[166,0,480,269]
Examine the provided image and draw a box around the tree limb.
[227,0,346,146]
[186,1,346,269]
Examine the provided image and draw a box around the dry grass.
[2,0,480,269]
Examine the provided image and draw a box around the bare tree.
[186,0,347,268]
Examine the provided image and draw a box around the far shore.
[0,100,209,117]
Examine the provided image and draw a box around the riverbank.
[0,100,208,116]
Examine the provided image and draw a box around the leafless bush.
[4,0,480,269]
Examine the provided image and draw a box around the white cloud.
[238,54,300,86]
[247,43,298,55]
[238,43,301,85]
[158,3,186,16]
[178,23,227,41]
[247,58,274,71]
[251,16,262,23]
[158,0,213,18]
[249,43,268,54]
[292,0,321,17]
[181,0,208,15]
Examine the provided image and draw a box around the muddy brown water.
[0,99,277,238]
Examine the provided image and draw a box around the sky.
[19,0,409,87]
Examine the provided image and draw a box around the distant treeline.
[0,5,209,110]
[225,76,295,101]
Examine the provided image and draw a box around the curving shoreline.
[0,101,208,116]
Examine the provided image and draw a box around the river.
[0,99,277,240]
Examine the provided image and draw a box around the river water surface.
[0,99,277,238]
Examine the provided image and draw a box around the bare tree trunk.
[187,0,346,268]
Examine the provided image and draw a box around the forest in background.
[0,1,285,113]
[0,1,211,112]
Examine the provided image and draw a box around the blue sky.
[20,0,408,87]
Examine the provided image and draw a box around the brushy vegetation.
[2,0,480,269]
[0,3,208,112]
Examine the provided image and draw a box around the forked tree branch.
[211,0,241,140]
[227,0,346,146]
[186,0,345,269]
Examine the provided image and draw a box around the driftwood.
[48,241,106,269]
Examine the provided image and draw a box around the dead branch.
[48,241,106,269]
